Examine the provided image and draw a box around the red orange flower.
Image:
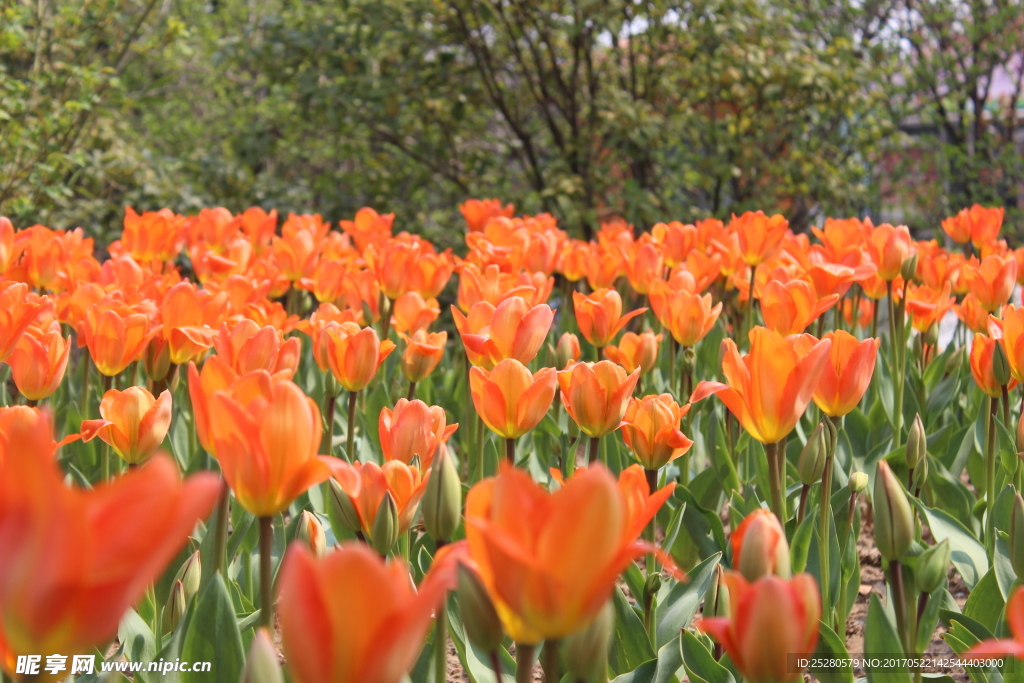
[452,297,554,370]
[604,331,662,376]
[469,359,557,440]
[558,360,640,438]
[81,387,173,464]
[379,399,457,468]
[620,394,693,470]
[810,331,880,417]
[573,288,646,349]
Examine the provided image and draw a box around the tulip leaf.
[610,631,685,683]
[180,574,244,683]
[864,593,911,683]
[941,617,996,683]
[679,630,735,683]
[914,501,988,590]
[445,593,515,683]
[118,608,157,664]
[612,586,656,674]
[655,552,721,648]
[708,411,740,494]
[810,620,853,683]
[915,591,944,655]
[790,508,815,573]
[963,568,1005,634]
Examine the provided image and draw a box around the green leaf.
[446,593,514,683]
[656,552,721,648]
[118,609,157,664]
[679,630,735,683]
[865,593,910,683]
[180,574,244,683]
[811,620,853,683]
[915,501,988,589]
[612,586,656,674]
[963,568,1005,634]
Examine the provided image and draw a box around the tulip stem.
[505,437,516,465]
[79,352,92,419]
[797,484,810,524]
[490,651,504,683]
[745,265,757,344]
[886,280,906,448]
[408,380,417,400]
[434,608,448,683]
[1002,384,1011,432]
[542,640,560,682]
[100,372,113,481]
[323,390,337,456]
[346,390,358,462]
[645,467,659,574]
[765,440,786,522]
[212,478,231,577]
[259,516,274,631]
[986,395,998,541]
[819,443,834,626]
[515,642,536,683]
[588,435,601,465]
[888,559,910,654]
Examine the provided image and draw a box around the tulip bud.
[915,539,951,594]
[923,323,939,348]
[457,563,504,653]
[681,346,697,376]
[944,345,967,375]
[145,337,171,383]
[422,445,462,542]
[563,600,614,683]
[1010,493,1024,579]
[704,564,730,618]
[822,416,838,458]
[849,471,868,493]
[164,580,186,632]
[797,423,827,486]
[241,627,284,683]
[905,414,926,471]
[911,455,929,492]
[993,341,1012,387]
[556,332,581,369]
[296,511,327,558]
[733,509,791,581]
[173,550,202,602]
[328,478,362,534]
[370,492,400,555]
[643,573,662,607]
[874,461,914,561]
[1017,414,1024,455]
[901,252,919,282]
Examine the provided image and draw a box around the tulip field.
[3,203,1024,683]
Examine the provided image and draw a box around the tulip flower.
[399,329,446,389]
[730,509,791,581]
[1001,305,1024,382]
[0,281,50,363]
[555,332,581,369]
[810,330,880,417]
[455,262,536,311]
[961,254,1017,313]
[620,394,693,471]
[648,278,723,347]
[214,319,300,377]
[469,359,557,458]
[0,408,219,677]
[271,217,322,281]
[698,572,820,683]
[558,240,591,282]
[758,279,839,336]
[943,205,1004,250]
[277,542,459,683]
[559,361,640,455]
[964,586,1024,662]
[390,291,440,334]
[622,240,663,294]
[379,399,458,468]
[4,322,70,402]
[339,206,395,252]
[573,288,646,349]
[323,321,396,393]
[970,333,1014,398]
[904,282,954,333]
[160,281,224,365]
[81,387,173,465]
[188,355,273,456]
[465,463,674,644]
[410,250,455,299]
[84,301,161,377]
[604,331,662,376]
[328,459,430,544]
[731,211,789,266]
[452,296,554,370]
[460,198,515,232]
[0,217,14,273]
[365,237,421,301]
[867,223,914,281]
[954,293,991,334]
[121,207,186,262]
[295,303,360,372]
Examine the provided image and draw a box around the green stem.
[212,478,231,578]
[490,651,504,683]
[100,372,113,481]
[505,436,516,464]
[645,467,659,574]
[766,440,786,522]
[588,435,601,465]
[987,395,998,540]
[819,446,834,628]
[515,642,537,683]
[322,390,337,456]
[744,265,757,345]
[889,559,910,654]
[259,516,274,630]
[79,351,92,419]
[474,414,485,481]
[435,607,448,683]
[542,640,560,683]
[887,280,904,448]
[346,390,358,462]
[407,380,417,401]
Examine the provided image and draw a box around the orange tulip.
[804,262,869,299]
[0,281,50,363]
[558,240,591,282]
[399,329,446,383]
[365,237,421,300]
[469,359,557,440]
[0,217,14,273]
[0,408,219,677]
[214,319,300,377]
[964,586,1024,662]
[731,211,788,266]
[208,376,339,517]
[298,258,350,305]
[1001,305,1024,382]
[296,303,361,372]
[960,254,1017,313]
[161,281,223,365]
[842,296,874,330]
[323,321,396,392]
[329,459,430,538]
[460,198,515,232]
[620,394,693,470]
[904,283,954,333]
[555,331,581,368]
[604,331,662,376]
[465,463,674,643]
[271,216,323,281]
[452,296,554,370]
[943,205,1004,250]
[4,322,70,401]
[730,509,790,581]
[586,244,624,290]
[622,240,664,295]
[81,387,173,464]
[379,399,458,468]
[339,206,395,252]
[698,572,820,683]
[810,330,880,417]
[867,223,914,281]
[954,293,991,334]
[558,360,640,438]
[573,288,646,349]
[652,221,698,268]
[456,262,535,311]
[188,355,275,456]
[390,291,440,334]
[941,210,972,244]
[410,250,455,299]
[121,207,186,262]
[277,542,457,683]
[691,326,832,444]
[84,301,161,377]
[758,279,839,336]
[970,333,1013,398]
[648,278,723,347]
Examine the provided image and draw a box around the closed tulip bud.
[563,600,614,683]
[1017,414,1024,455]
[242,628,284,683]
[705,565,730,617]
[458,563,505,653]
[912,456,929,492]
[556,332,581,369]
[297,511,327,558]
[915,539,951,594]
[822,417,838,457]
[901,253,920,282]
[644,573,663,606]
[924,323,940,347]
[173,550,202,601]
[993,341,1012,387]
[945,345,967,375]
[145,337,171,383]
[849,471,868,493]
[164,580,186,633]
[906,414,926,470]
[732,509,791,581]
[422,445,462,542]
[874,461,914,561]
[328,477,363,534]
[1010,494,1024,579]
[370,491,400,555]
[797,423,827,486]
[680,346,697,375]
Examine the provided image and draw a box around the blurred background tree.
[1,0,1021,243]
